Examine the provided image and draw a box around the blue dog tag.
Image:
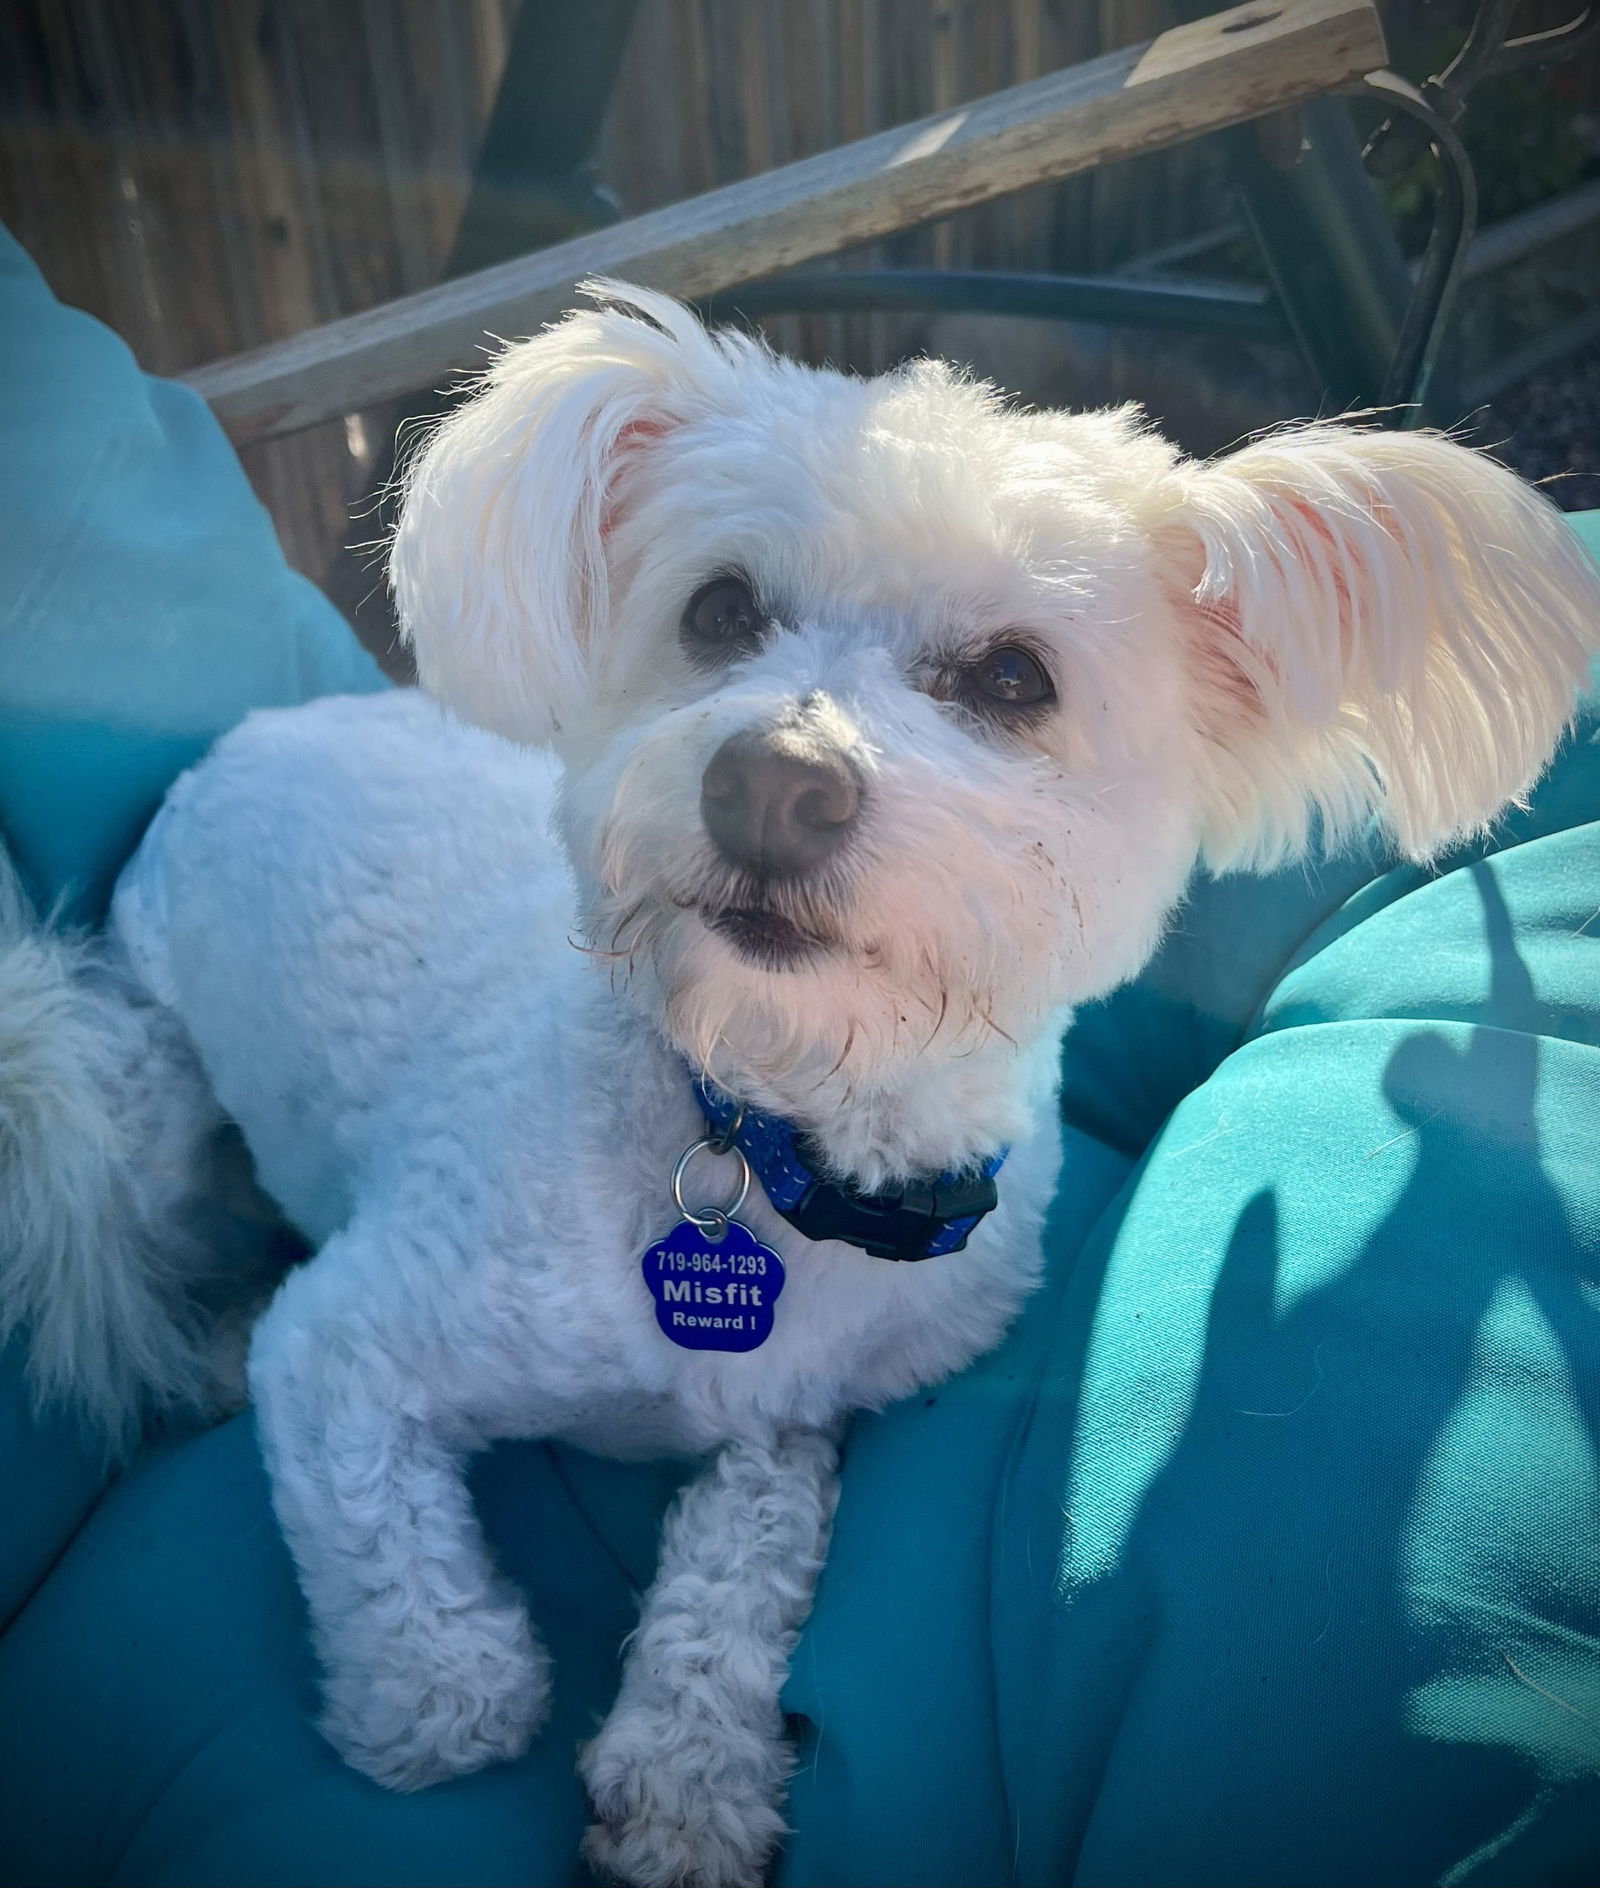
[641,1219,786,1352]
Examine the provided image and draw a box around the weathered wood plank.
[185,0,1385,441]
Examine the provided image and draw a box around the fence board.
[185,2,1387,441]
[0,0,1406,594]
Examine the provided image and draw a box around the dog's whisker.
[820,1022,857,1084]
[621,910,666,981]
[973,997,1019,1050]
[570,932,636,963]
[921,985,950,1053]
[605,900,648,957]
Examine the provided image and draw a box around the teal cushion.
[779,698,1600,1887]
[1569,508,1600,570]
[0,223,383,1661]
[0,1417,689,1888]
[0,223,383,929]
[4,697,1596,1887]
[0,1134,1135,1888]
[0,253,1595,1885]
[0,1337,105,1636]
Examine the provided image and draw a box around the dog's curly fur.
[6,283,1600,1886]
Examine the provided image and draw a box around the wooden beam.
[185,0,1386,443]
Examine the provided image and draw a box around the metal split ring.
[671,1135,751,1241]
[706,1101,746,1156]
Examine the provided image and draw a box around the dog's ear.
[390,280,738,744]
[1155,424,1600,868]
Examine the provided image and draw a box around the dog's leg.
[582,1426,840,1888]
[249,1241,550,1791]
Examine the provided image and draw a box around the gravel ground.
[1488,337,1600,513]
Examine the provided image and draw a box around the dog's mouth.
[703,904,829,970]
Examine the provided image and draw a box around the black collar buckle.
[783,1136,1000,1261]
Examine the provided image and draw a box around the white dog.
[6,282,1600,1888]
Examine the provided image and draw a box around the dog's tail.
[0,851,223,1457]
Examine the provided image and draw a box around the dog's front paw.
[320,1603,551,1791]
[580,1702,787,1888]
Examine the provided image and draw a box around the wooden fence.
[0,1,1248,600]
[3,1,1594,605]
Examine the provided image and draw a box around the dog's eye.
[682,576,766,663]
[969,645,1054,709]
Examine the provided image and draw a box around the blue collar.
[693,1074,1005,1262]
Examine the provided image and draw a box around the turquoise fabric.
[0,227,383,1671]
[0,1337,105,1636]
[1,216,1596,1883]
[0,224,383,928]
[1570,508,1600,571]
[0,1419,687,1888]
[778,705,1600,1888]
[4,722,1596,1884]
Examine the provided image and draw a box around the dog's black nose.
[701,728,862,876]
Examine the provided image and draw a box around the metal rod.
[1345,72,1477,419]
[701,268,1289,339]
[1495,4,1600,76]
[1113,223,1247,278]
[1461,176,1600,281]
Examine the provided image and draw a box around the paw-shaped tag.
[640,1219,785,1351]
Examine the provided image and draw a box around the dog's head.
[392,283,1598,1128]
